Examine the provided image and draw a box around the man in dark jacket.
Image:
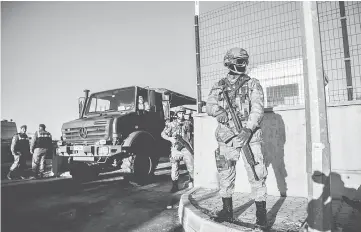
[7,125,30,180]
[30,124,52,179]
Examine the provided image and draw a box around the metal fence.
[198,1,361,107]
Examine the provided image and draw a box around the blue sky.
[1,1,230,138]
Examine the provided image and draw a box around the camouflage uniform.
[162,120,194,182]
[8,132,30,178]
[30,129,52,178]
[206,47,267,227]
[207,75,267,200]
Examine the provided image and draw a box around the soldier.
[30,124,52,179]
[206,47,268,228]
[184,110,194,148]
[7,125,30,180]
[138,95,150,111]
[161,106,194,193]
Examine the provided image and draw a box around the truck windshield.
[86,87,136,115]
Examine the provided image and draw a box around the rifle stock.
[220,80,259,181]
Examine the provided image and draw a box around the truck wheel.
[133,150,154,185]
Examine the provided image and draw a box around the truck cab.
[57,86,196,182]
[1,120,17,164]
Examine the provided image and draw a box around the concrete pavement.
[179,187,361,232]
[1,161,189,232]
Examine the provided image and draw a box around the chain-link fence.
[318,1,361,102]
[199,1,361,107]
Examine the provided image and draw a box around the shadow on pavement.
[266,197,286,228]
[2,166,190,232]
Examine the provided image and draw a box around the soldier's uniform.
[7,127,30,179]
[206,47,268,227]
[30,124,52,178]
[184,110,194,148]
[161,108,194,192]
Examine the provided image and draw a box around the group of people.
[7,124,53,180]
[162,47,268,229]
[7,47,268,229]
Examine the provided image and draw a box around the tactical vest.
[168,120,191,144]
[218,77,251,124]
[15,133,29,152]
[35,131,52,149]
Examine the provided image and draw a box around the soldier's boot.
[188,177,194,188]
[255,201,267,229]
[39,172,44,179]
[214,197,233,223]
[6,170,14,180]
[183,177,194,189]
[170,180,179,193]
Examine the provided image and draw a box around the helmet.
[223,47,249,74]
[176,106,186,114]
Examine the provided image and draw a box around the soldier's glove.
[228,136,242,148]
[215,110,228,124]
[237,128,252,147]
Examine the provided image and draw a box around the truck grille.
[63,125,107,142]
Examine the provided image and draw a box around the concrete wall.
[193,102,361,199]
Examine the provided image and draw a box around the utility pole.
[300,2,332,231]
[194,1,202,113]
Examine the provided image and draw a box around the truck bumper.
[57,145,124,158]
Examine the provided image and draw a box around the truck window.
[1,121,17,140]
[89,98,110,112]
[86,87,136,115]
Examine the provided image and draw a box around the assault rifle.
[174,134,194,155]
[220,78,259,181]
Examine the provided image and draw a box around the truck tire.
[133,152,153,184]
[132,137,156,185]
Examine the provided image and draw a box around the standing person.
[30,124,52,179]
[7,125,30,180]
[206,47,268,228]
[184,109,194,148]
[161,106,194,193]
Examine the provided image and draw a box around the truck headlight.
[98,147,109,156]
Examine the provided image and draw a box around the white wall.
[193,102,361,198]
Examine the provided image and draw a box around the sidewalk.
[179,188,361,232]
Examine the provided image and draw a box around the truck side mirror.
[78,97,85,118]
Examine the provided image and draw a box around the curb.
[178,187,243,232]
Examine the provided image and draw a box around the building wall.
[193,102,361,198]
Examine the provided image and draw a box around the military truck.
[1,120,17,163]
[56,86,196,182]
